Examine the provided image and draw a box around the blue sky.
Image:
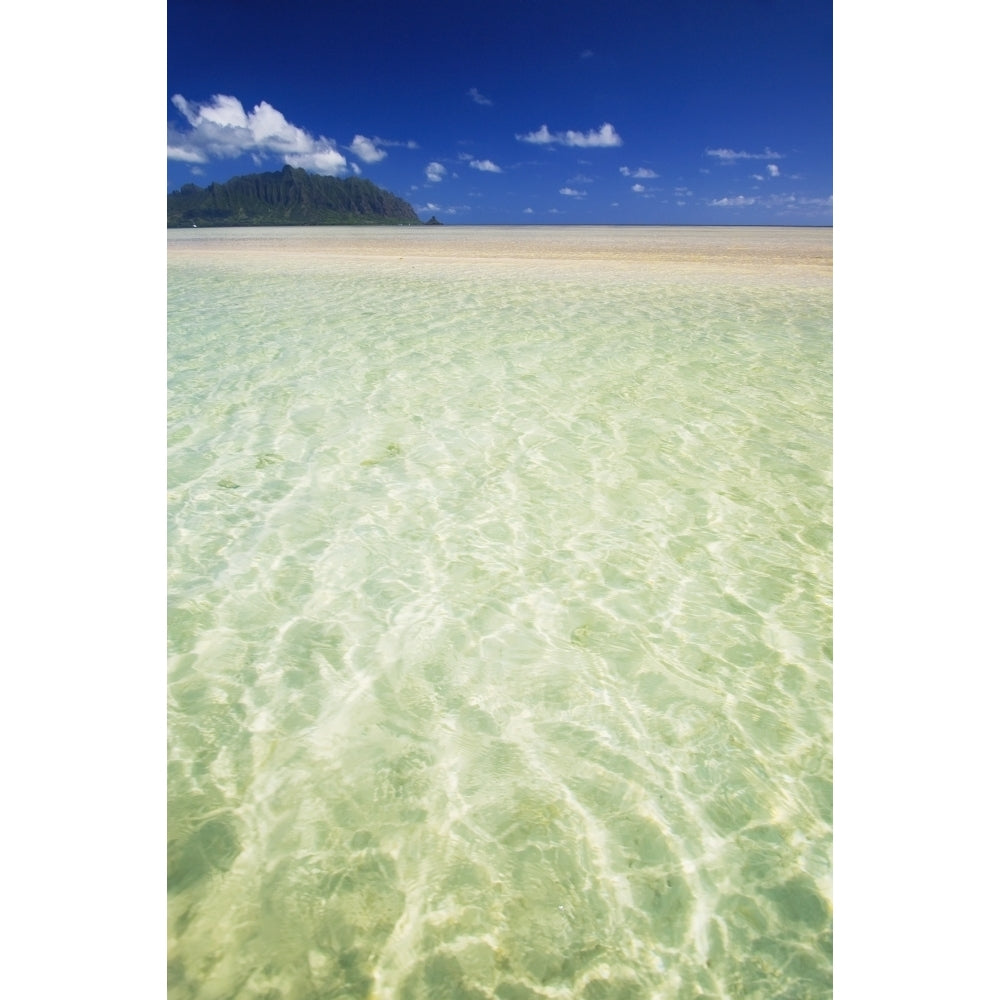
[168,0,831,224]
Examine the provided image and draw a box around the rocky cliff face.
[168,166,421,226]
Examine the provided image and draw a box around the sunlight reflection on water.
[168,226,832,1000]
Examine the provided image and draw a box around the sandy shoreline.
[167,225,832,285]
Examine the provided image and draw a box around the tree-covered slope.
[167,166,422,226]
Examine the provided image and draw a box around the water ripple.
[169,227,831,1000]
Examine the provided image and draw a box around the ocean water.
[167,226,832,1000]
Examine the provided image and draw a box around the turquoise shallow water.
[167,226,832,1000]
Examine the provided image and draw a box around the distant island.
[167,165,424,227]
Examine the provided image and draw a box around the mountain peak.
[168,169,421,227]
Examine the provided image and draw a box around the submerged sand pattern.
[168,226,832,999]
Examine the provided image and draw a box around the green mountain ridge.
[167,166,423,227]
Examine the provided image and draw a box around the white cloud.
[374,137,419,150]
[706,147,784,162]
[559,186,586,197]
[167,145,207,163]
[707,192,831,214]
[168,93,352,175]
[285,148,352,175]
[767,194,832,211]
[349,135,387,163]
[248,101,314,152]
[518,124,556,145]
[425,161,447,182]
[564,123,623,147]
[174,93,247,129]
[709,195,757,206]
[523,207,534,214]
[767,163,780,177]
[470,159,502,172]
[517,122,622,147]
[673,186,693,197]
[415,201,469,215]
[468,87,493,106]
[620,166,658,178]
[631,183,645,193]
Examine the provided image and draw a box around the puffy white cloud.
[517,122,622,147]
[284,148,352,175]
[523,207,534,214]
[169,95,253,159]
[631,183,645,193]
[470,159,502,172]
[425,161,447,182]
[518,124,556,145]
[248,101,313,152]
[706,147,784,162]
[565,123,623,147]
[620,165,658,178]
[168,93,351,175]
[349,135,387,163]
[181,93,247,129]
[468,87,493,106]
[559,186,586,197]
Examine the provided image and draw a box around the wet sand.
[168,225,832,285]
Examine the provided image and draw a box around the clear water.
[167,226,832,1000]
